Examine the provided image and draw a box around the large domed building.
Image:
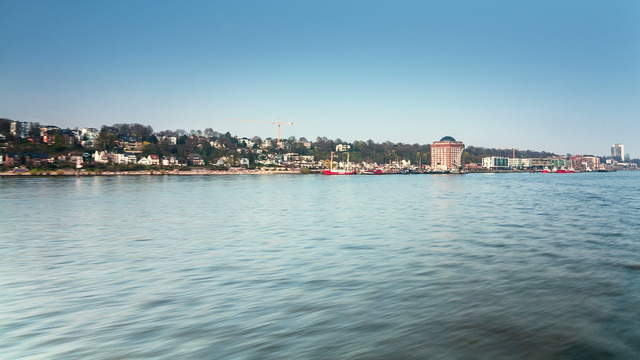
[431,136,465,170]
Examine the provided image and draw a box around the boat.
[362,169,384,175]
[322,169,356,175]
[542,167,576,174]
[322,152,356,175]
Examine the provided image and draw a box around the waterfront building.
[528,158,552,170]
[148,154,160,166]
[583,156,600,169]
[482,156,510,169]
[520,158,570,170]
[509,158,525,169]
[611,144,624,161]
[431,136,464,170]
[187,154,205,166]
[93,150,109,164]
[111,153,128,164]
[520,158,533,168]
[72,155,83,169]
[550,158,570,169]
[137,157,151,165]
[570,155,600,171]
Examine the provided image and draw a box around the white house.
[482,157,510,169]
[161,156,178,166]
[80,128,99,148]
[70,155,84,169]
[336,144,351,152]
[111,153,128,164]
[137,157,151,165]
[148,154,160,166]
[93,150,109,164]
[160,136,177,145]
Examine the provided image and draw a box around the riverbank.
[1,168,629,176]
[0,168,304,176]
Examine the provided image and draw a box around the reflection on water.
[1,173,639,359]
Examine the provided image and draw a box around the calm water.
[1,173,639,359]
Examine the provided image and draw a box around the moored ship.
[322,152,356,175]
[362,169,384,175]
[542,167,576,173]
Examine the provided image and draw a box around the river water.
[1,173,639,359]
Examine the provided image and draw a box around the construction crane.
[243,120,295,146]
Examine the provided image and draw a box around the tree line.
[2,119,569,165]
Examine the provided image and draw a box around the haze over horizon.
[1,0,638,157]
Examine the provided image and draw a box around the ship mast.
[330,152,334,171]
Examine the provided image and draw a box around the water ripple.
[1,173,639,359]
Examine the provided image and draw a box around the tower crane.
[243,120,295,146]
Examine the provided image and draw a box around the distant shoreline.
[0,169,628,177]
[0,169,303,176]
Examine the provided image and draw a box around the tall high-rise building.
[431,136,465,170]
[611,144,624,161]
[9,121,29,139]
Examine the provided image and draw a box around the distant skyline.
[1,0,638,156]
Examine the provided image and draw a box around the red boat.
[322,170,356,175]
[322,152,356,175]
[542,167,576,174]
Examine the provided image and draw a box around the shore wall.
[0,169,303,176]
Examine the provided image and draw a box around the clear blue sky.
[1,0,638,156]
